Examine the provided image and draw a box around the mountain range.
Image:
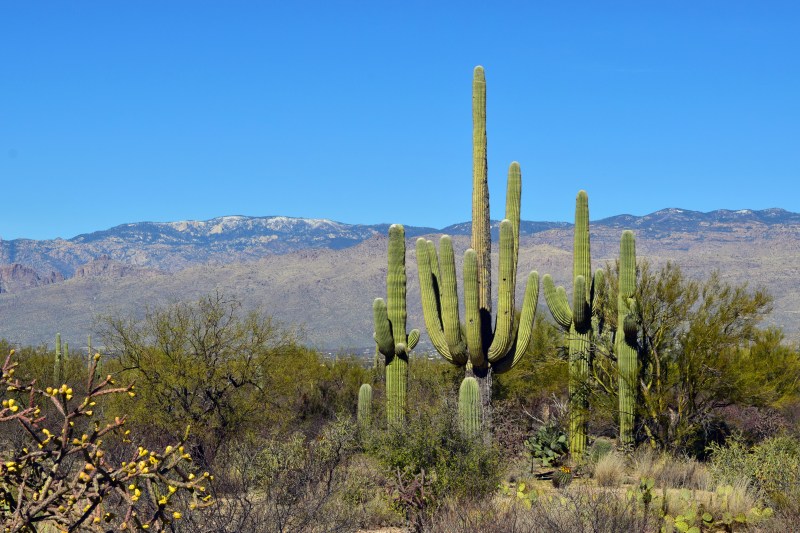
[1,208,798,351]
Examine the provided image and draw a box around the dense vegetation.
[1,258,799,532]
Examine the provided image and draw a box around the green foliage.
[498,480,538,509]
[494,316,567,404]
[627,477,655,511]
[365,391,501,503]
[661,485,773,533]
[596,260,779,454]
[100,293,325,465]
[708,434,800,509]
[524,423,569,469]
[590,437,615,464]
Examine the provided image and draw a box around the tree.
[100,293,306,466]
[596,260,784,454]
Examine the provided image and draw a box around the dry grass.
[630,447,710,490]
[593,452,627,487]
[428,487,657,533]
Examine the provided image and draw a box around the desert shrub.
[430,486,658,533]
[0,350,208,530]
[525,486,656,533]
[708,434,800,509]
[428,497,532,532]
[181,416,361,532]
[661,483,772,533]
[596,262,787,455]
[365,396,501,530]
[718,405,789,444]
[656,454,711,490]
[630,446,710,490]
[99,293,363,466]
[593,451,626,487]
[590,437,615,463]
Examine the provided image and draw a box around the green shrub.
[709,435,800,510]
[365,401,501,503]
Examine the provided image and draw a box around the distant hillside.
[2,208,798,279]
[0,208,798,350]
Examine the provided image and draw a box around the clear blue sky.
[2,1,799,240]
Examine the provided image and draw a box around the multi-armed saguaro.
[416,66,540,429]
[373,224,420,426]
[617,230,638,446]
[542,190,605,458]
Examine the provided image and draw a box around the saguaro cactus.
[617,230,638,446]
[53,333,63,386]
[416,66,540,425]
[458,377,481,439]
[357,383,373,429]
[373,224,420,426]
[542,190,605,458]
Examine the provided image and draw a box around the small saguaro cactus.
[373,224,420,427]
[617,230,638,446]
[357,383,373,429]
[416,66,540,427]
[542,190,605,459]
[458,377,481,439]
[53,333,64,386]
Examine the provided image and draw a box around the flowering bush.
[0,350,211,531]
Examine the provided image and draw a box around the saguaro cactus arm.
[488,220,517,361]
[543,274,573,329]
[492,271,540,374]
[416,238,467,365]
[373,298,394,356]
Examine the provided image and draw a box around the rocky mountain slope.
[0,208,798,350]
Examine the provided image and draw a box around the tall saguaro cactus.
[542,191,604,458]
[416,66,540,425]
[617,230,638,446]
[373,224,420,426]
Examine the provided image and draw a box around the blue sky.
[2,1,799,240]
